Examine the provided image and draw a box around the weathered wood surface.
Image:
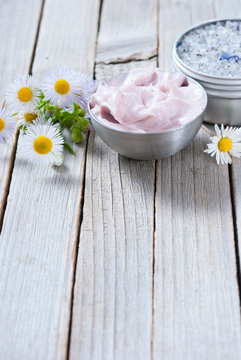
[0,0,43,225]
[69,0,157,357]
[0,0,241,359]
[96,0,157,64]
[0,0,100,358]
[154,134,241,359]
[69,64,156,360]
[70,126,155,360]
[216,0,241,290]
[153,1,241,359]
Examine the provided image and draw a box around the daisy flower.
[22,118,64,166]
[204,124,241,164]
[5,75,39,112]
[0,108,16,143]
[42,66,96,108]
[17,109,40,128]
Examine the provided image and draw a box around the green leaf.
[64,142,75,155]
[72,102,79,115]
[61,116,74,128]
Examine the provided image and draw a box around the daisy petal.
[216,151,220,164]
[214,124,221,137]
[42,66,95,109]
[0,108,16,143]
[6,75,39,112]
[21,117,64,166]
[205,123,241,165]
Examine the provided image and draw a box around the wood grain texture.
[0,0,100,359]
[96,0,157,64]
[153,0,241,358]
[214,0,241,17]
[154,130,241,359]
[0,0,43,223]
[70,124,155,360]
[95,58,158,81]
[69,0,158,356]
[216,0,241,282]
[1,1,241,359]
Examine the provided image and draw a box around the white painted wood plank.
[231,157,241,272]
[69,1,158,355]
[96,0,157,64]
[0,0,100,359]
[216,0,241,284]
[69,113,154,360]
[214,0,241,17]
[0,0,43,220]
[95,57,157,81]
[153,0,241,358]
[154,131,241,359]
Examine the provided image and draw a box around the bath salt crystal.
[177,20,241,77]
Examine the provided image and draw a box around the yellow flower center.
[218,137,232,152]
[33,136,53,155]
[0,118,5,131]
[18,87,33,102]
[24,112,38,123]
[55,79,70,95]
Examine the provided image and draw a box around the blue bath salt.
[219,53,240,62]
[177,20,241,77]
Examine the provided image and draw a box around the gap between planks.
[65,59,160,360]
[68,1,241,357]
[66,0,106,358]
[66,131,90,360]
[0,0,46,234]
[4,0,239,356]
[203,123,241,306]
[228,164,241,307]
[151,160,158,360]
[0,1,98,356]
[67,2,159,358]
[68,60,159,358]
[151,2,160,357]
[212,0,241,308]
[96,54,157,66]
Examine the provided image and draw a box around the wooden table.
[0,0,241,359]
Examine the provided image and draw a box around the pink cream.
[90,69,206,133]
